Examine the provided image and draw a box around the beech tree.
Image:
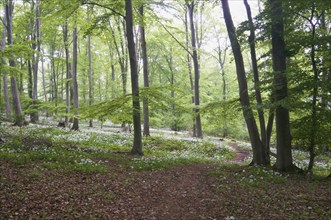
[269,0,294,171]
[1,4,10,121]
[71,26,79,130]
[30,0,41,123]
[221,0,267,165]
[6,0,24,126]
[139,5,150,137]
[187,0,202,138]
[126,0,143,155]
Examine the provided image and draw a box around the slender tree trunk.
[307,11,319,172]
[41,50,47,102]
[221,0,267,165]
[87,20,93,127]
[187,1,202,138]
[63,23,71,126]
[27,60,33,99]
[244,0,269,164]
[1,6,11,121]
[184,9,196,137]
[109,20,127,95]
[125,0,143,155]
[109,45,116,98]
[31,0,41,123]
[6,0,24,126]
[216,38,228,137]
[269,0,294,171]
[71,27,79,130]
[139,5,150,136]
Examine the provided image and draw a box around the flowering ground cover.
[0,123,330,219]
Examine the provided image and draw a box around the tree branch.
[156,20,193,58]
[82,1,125,18]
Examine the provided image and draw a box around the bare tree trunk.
[216,37,228,137]
[71,27,79,130]
[221,0,267,165]
[126,0,143,155]
[187,1,202,138]
[109,45,116,98]
[269,0,294,171]
[87,34,93,127]
[306,8,320,172]
[244,0,269,164]
[63,23,71,126]
[31,0,41,123]
[41,49,47,102]
[139,5,150,137]
[184,8,196,137]
[1,6,11,121]
[6,0,24,126]
[109,19,128,95]
[27,59,33,99]
[87,7,93,128]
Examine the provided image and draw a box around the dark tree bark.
[109,18,128,96]
[244,0,269,164]
[71,27,79,131]
[221,0,267,165]
[1,6,11,121]
[269,0,294,171]
[63,23,71,127]
[187,1,202,138]
[41,49,47,102]
[184,8,196,137]
[215,37,228,137]
[87,7,93,127]
[6,0,24,126]
[303,7,321,172]
[31,0,41,123]
[139,5,150,137]
[126,0,143,155]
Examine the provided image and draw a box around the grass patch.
[131,137,234,171]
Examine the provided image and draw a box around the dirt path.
[228,141,251,163]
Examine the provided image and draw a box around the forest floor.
[0,141,330,219]
[0,122,330,219]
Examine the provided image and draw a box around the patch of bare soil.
[0,152,330,219]
[228,141,251,163]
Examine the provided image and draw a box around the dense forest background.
[0,0,330,172]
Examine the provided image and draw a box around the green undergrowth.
[132,136,234,171]
[211,165,289,189]
[0,126,234,172]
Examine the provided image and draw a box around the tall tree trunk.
[27,60,33,99]
[71,27,79,130]
[306,8,320,172]
[125,0,143,155]
[6,0,24,126]
[184,8,196,137]
[87,34,93,127]
[187,1,202,138]
[269,0,294,171]
[87,7,93,127]
[216,37,228,137]
[109,19,128,95]
[109,44,116,98]
[244,0,269,164]
[221,0,267,165]
[41,49,47,102]
[31,0,41,123]
[139,5,150,137]
[63,23,71,126]
[1,5,11,121]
